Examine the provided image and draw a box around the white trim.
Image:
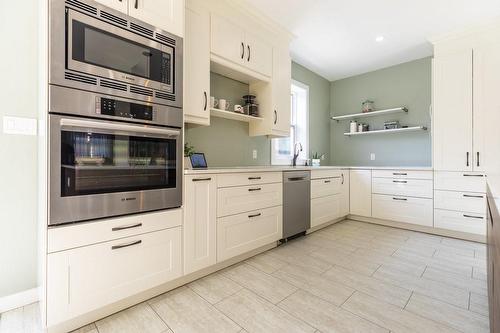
[0,288,39,313]
[292,79,310,164]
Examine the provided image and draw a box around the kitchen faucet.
[292,142,303,167]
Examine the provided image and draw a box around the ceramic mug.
[219,99,231,111]
[234,105,244,113]
[210,96,218,108]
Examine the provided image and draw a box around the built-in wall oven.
[49,0,182,107]
[48,86,183,225]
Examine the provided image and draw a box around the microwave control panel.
[96,97,154,121]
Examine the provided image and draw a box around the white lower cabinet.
[217,183,282,217]
[434,171,486,192]
[434,190,486,215]
[350,170,372,217]
[434,209,486,235]
[372,177,433,198]
[311,177,341,199]
[372,194,433,227]
[340,171,350,217]
[311,194,341,228]
[47,227,182,326]
[217,206,282,261]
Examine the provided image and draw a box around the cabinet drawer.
[217,206,282,261]
[217,183,282,217]
[434,190,486,214]
[48,209,182,253]
[434,171,486,192]
[311,177,341,199]
[311,194,341,228]
[47,227,182,326]
[217,172,282,188]
[372,194,433,227]
[372,177,433,198]
[311,169,342,180]
[373,170,432,180]
[434,209,486,235]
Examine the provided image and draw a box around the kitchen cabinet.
[372,177,433,199]
[373,194,433,227]
[271,47,291,135]
[340,171,350,217]
[94,0,128,13]
[184,175,217,274]
[184,2,210,125]
[311,177,341,199]
[245,31,273,77]
[434,209,485,234]
[129,0,184,37]
[350,170,372,217]
[217,183,282,218]
[311,195,341,228]
[47,227,182,326]
[487,191,500,333]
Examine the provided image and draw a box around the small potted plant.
[311,152,325,167]
[184,142,195,169]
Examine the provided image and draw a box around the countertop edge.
[184,166,433,175]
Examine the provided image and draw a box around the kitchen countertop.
[184,165,433,175]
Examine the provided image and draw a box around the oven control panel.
[96,97,154,121]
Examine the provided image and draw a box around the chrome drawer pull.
[393,172,407,176]
[248,176,262,180]
[111,240,142,250]
[248,213,262,218]
[393,180,408,183]
[463,214,483,219]
[248,188,262,192]
[112,223,142,231]
[463,174,484,177]
[324,180,331,183]
[463,194,484,199]
[192,178,212,182]
[393,197,408,201]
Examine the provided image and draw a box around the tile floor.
[0,220,490,333]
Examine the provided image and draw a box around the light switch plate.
[3,116,37,136]
[252,149,258,159]
[370,153,376,161]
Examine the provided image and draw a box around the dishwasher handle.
[286,177,307,182]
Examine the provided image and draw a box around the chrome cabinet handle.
[203,91,207,111]
[112,240,141,250]
[241,42,245,59]
[463,194,484,199]
[393,197,408,201]
[248,188,262,192]
[466,152,470,167]
[112,223,142,231]
[477,152,480,167]
[192,177,212,182]
[324,180,331,183]
[248,176,261,180]
[274,110,277,125]
[393,180,408,183]
[463,214,483,219]
[248,213,261,218]
[134,0,138,9]
[247,45,251,61]
[393,172,407,176]
[463,174,484,177]
[341,173,344,184]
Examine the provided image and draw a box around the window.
[271,80,309,165]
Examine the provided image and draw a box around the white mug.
[210,96,218,108]
[234,105,243,113]
[219,99,230,111]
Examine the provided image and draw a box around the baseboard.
[0,287,39,313]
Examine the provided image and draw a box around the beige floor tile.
[405,293,489,333]
[470,292,489,317]
[70,323,98,333]
[434,250,487,269]
[150,287,240,333]
[475,247,487,259]
[278,289,389,333]
[310,247,381,276]
[96,303,168,333]
[342,292,461,333]
[272,264,354,306]
[440,238,486,252]
[423,266,487,296]
[187,272,243,304]
[245,251,288,274]
[222,263,297,304]
[267,245,333,274]
[405,238,475,258]
[215,289,315,333]
[373,266,470,309]
[473,266,487,281]
[352,248,426,276]
[0,304,42,333]
[300,233,358,252]
[323,266,412,308]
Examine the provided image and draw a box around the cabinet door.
[211,15,245,65]
[373,194,433,227]
[433,50,473,171]
[349,170,372,217]
[47,228,182,326]
[184,4,210,125]
[94,0,128,13]
[340,171,350,216]
[184,176,216,274]
[272,47,291,134]
[473,43,500,173]
[129,0,184,37]
[311,194,341,228]
[245,32,273,77]
[217,183,282,218]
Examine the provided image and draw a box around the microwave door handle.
[60,118,181,138]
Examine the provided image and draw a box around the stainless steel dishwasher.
[282,171,311,239]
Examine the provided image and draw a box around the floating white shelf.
[210,108,263,122]
[331,107,408,121]
[344,126,427,136]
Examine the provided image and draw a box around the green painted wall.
[185,64,332,166]
[330,57,432,166]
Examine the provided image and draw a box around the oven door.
[49,115,182,225]
[67,8,174,93]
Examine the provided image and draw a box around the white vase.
[312,159,321,167]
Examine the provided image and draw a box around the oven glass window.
[60,131,177,196]
[71,20,171,84]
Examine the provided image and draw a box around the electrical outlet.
[370,153,376,161]
[252,149,258,159]
[2,116,37,136]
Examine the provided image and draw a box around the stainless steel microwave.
[49,0,183,107]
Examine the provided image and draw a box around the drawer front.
[217,206,282,261]
[372,177,433,198]
[47,227,182,326]
[311,177,341,199]
[373,170,432,180]
[311,169,342,180]
[217,172,282,188]
[434,171,486,192]
[434,190,486,214]
[372,194,433,227]
[434,209,486,235]
[48,209,182,253]
[217,183,282,217]
[311,194,341,228]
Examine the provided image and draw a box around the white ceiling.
[246,0,500,81]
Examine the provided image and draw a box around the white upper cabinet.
[128,0,185,37]
[433,50,473,171]
[272,47,291,134]
[245,31,273,77]
[184,2,210,125]
[473,42,500,173]
[94,0,128,13]
[211,15,246,66]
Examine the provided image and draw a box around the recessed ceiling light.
[375,36,384,42]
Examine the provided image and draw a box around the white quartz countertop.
[184,165,433,175]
